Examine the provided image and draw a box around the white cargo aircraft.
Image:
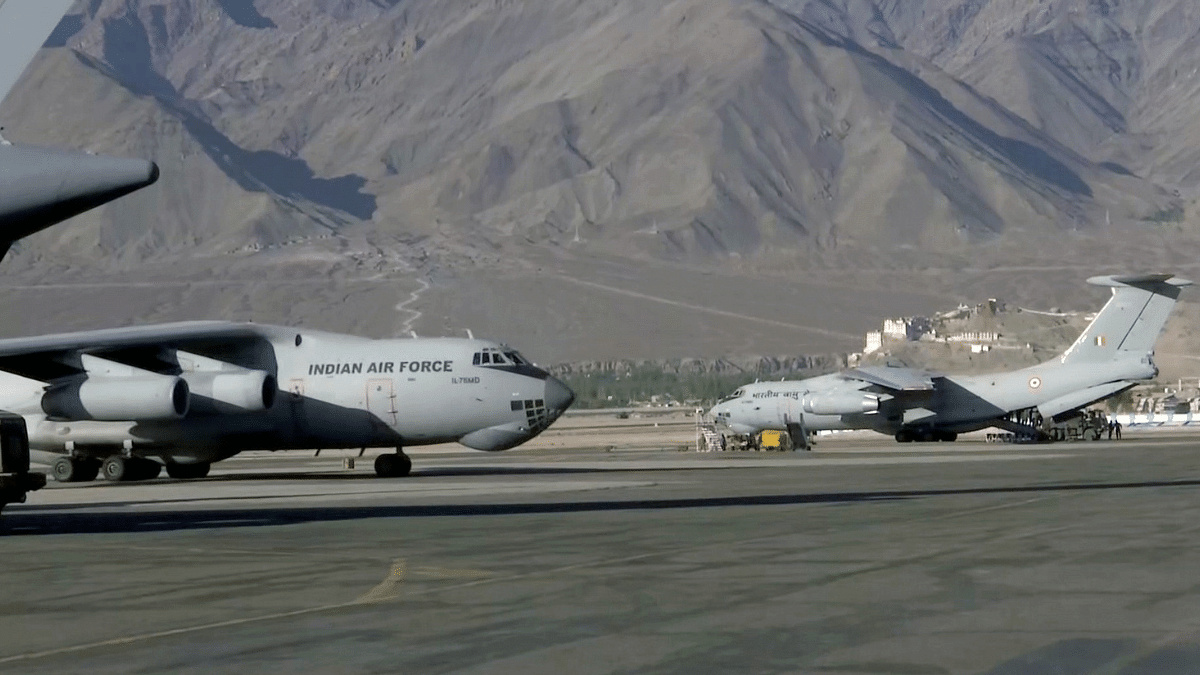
[0,322,574,481]
[711,274,1189,446]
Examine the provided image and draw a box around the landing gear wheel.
[102,455,128,482]
[102,456,161,482]
[52,456,99,483]
[166,462,211,479]
[933,430,958,442]
[895,429,915,443]
[374,452,413,478]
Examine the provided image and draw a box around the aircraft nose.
[544,376,575,412]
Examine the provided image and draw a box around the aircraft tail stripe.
[1113,292,1154,351]
[1059,276,1188,365]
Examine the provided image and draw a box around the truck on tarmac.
[0,413,45,519]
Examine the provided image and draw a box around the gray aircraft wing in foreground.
[0,322,574,485]
[711,274,1191,447]
[0,0,159,260]
[0,0,159,511]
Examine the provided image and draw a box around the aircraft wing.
[0,321,276,359]
[0,321,301,392]
[0,0,78,108]
[0,1,161,262]
[842,366,936,392]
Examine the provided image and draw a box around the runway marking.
[356,559,496,603]
[357,559,407,603]
[925,496,1052,521]
[0,558,488,664]
[0,603,367,665]
[0,535,785,664]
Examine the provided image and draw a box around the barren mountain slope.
[0,0,1182,272]
[860,0,1200,218]
[0,0,1198,369]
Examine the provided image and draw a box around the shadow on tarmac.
[5,478,1200,536]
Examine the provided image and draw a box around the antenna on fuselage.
[409,331,418,338]
[466,329,474,340]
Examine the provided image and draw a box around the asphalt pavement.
[3,432,1200,674]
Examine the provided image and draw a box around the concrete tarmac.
[4,432,1200,674]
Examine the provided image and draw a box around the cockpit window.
[719,388,745,403]
[473,348,527,368]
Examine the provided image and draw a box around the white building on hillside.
[864,331,883,354]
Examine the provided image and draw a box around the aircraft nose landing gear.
[374,450,412,478]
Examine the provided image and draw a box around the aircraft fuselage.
[8,330,573,467]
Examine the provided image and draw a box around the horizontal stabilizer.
[1087,274,1193,288]
[1039,381,1134,421]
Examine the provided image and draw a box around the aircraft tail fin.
[0,0,78,109]
[1058,274,1192,366]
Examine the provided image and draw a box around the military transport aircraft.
[0,0,160,261]
[0,321,574,481]
[710,274,1190,447]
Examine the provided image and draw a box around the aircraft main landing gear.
[374,450,412,478]
[101,455,162,482]
[51,456,101,483]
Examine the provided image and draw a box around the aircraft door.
[367,378,398,427]
[778,396,799,427]
[778,395,810,450]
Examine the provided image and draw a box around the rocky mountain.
[2,0,1200,368]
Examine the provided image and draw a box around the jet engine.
[802,392,879,416]
[182,370,276,413]
[42,375,190,421]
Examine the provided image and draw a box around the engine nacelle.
[42,376,190,421]
[802,392,879,416]
[182,371,276,413]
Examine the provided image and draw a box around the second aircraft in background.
[710,274,1190,448]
